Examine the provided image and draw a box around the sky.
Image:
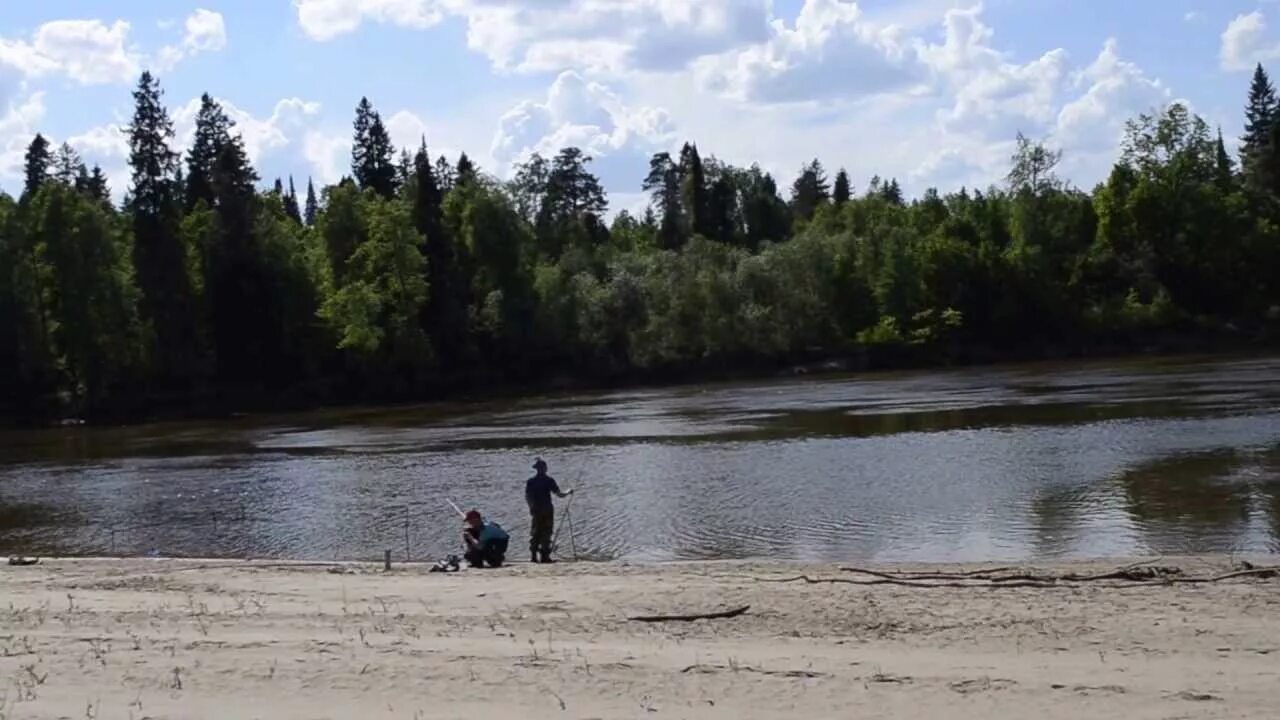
[1,1,1279,214]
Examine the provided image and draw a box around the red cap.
[465,510,482,522]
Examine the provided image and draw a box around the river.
[1,354,1278,563]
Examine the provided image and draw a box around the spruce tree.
[22,134,50,198]
[679,142,710,238]
[882,178,904,205]
[412,139,466,368]
[833,169,851,205]
[790,159,830,220]
[435,155,456,193]
[455,152,476,186]
[87,165,111,205]
[1215,129,1235,190]
[304,177,319,226]
[284,176,302,224]
[1242,64,1278,186]
[127,71,198,386]
[351,97,398,198]
[185,93,232,211]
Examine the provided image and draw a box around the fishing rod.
[552,465,586,561]
[445,498,466,519]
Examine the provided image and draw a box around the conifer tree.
[185,93,232,211]
[304,177,319,226]
[284,176,302,224]
[351,97,398,198]
[1241,64,1278,187]
[22,134,51,199]
[833,169,851,206]
[127,71,198,385]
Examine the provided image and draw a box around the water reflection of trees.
[1115,446,1280,553]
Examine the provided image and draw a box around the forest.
[2,66,1279,423]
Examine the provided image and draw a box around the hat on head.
[465,509,482,522]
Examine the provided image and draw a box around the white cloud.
[304,130,352,184]
[1185,11,1202,24]
[1054,39,1168,154]
[0,19,140,85]
[697,0,921,103]
[294,0,446,42]
[66,123,128,160]
[297,0,770,74]
[1221,11,1280,71]
[385,109,429,151]
[157,9,228,71]
[489,70,676,187]
[0,92,47,194]
[173,96,322,166]
[920,6,1069,138]
[909,146,998,192]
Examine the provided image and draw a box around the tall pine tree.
[412,139,467,369]
[455,152,477,186]
[185,93,232,211]
[1215,128,1236,190]
[351,97,398,198]
[790,159,830,220]
[833,169,851,206]
[1242,64,1278,188]
[678,143,711,239]
[22,134,51,199]
[284,176,302,224]
[127,71,199,386]
[304,177,319,226]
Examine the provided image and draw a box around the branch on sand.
[755,561,1280,590]
[628,606,750,623]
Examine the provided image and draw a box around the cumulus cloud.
[1221,11,1280,71]
[157,9,228,70]
[0,19,140,85]
[0,92,45,193]
[908,146,998,193]
[919,6,1068,138]
[294,0,446,42]
[697,0,920,103]
[1054,39,1168,154]
[489,70,676,186]
[296,0,770,73]
[304,130,352,184]
[172,96,322,166]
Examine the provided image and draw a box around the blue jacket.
[477,521,509,545]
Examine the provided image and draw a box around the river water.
[1,354,1279,563]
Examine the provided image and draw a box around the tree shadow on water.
[1115,444,1280,553]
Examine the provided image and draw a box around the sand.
[1,555,1278,719]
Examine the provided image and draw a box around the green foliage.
[5,69,1280,423]
[321,195,428,368]
[29,182,145,411]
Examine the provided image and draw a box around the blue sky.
[2,1,1278,213]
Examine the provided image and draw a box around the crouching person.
[462,510,509,568]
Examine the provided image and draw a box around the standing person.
[462,509,509,568]
[526,458,572,564]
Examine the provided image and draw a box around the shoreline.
[4,343,1275,431]
[3,555,1279,719]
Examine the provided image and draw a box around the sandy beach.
[1,556,1278,719]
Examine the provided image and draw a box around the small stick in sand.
[628,606,750,623]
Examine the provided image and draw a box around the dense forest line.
[2,66,1280,424]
